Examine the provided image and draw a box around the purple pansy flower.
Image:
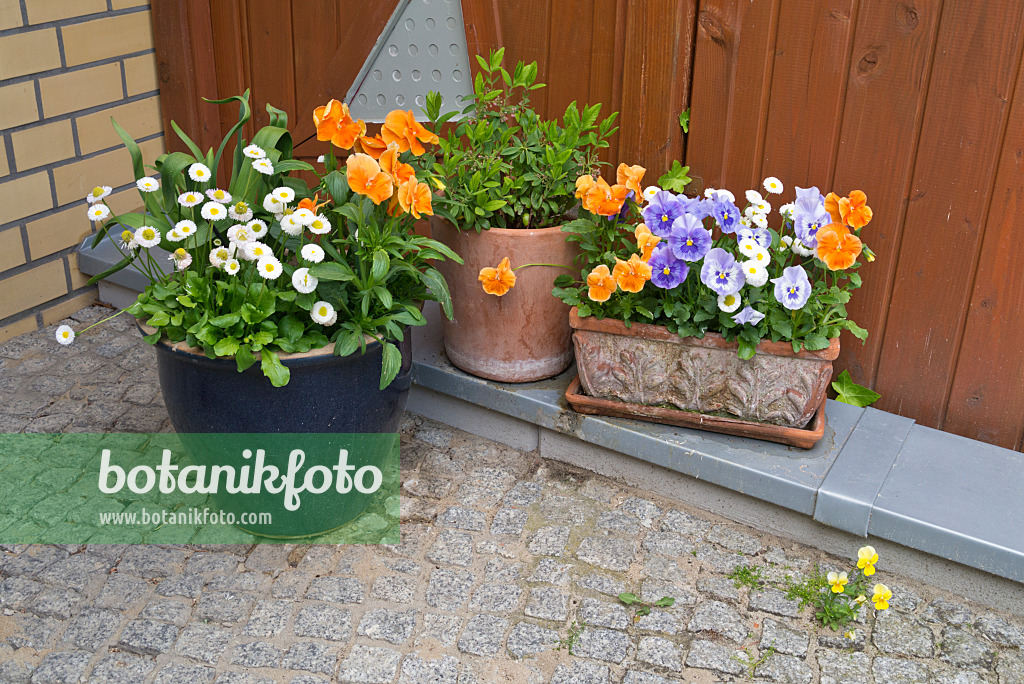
[668,214,712,262]
[642,191,683,237]
[771,266,812,310]
[648,243,690,289]
[733,306,766,326]
[737,226,772,250]
[793,204,831,248]
[700,247,746,295]
[712,200,741,234]
[677,195,713,221]
[794,185,825,209]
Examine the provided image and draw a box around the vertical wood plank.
[590,0,628,166]
[830,0,943,390]
[246,0,296,130]
[618,0,698,178]
[943,53,1024,448]
[544,0,594,129]
[758,0,856,199]
[872,0,1024,427]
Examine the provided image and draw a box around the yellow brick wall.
[0,0,164,344]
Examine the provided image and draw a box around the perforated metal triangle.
[347,0,473,122]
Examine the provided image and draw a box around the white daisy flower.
[310,301,336,325]
[244,241,271,261]
[292,267,318,294]
[703,187,717,199]
[292,208,315,226]
[308,214,331,235]
[750,212,768,229]
[134,225,161,248]
[707,188,735,203]
[779,202,795,219]
[136,176,159,193]
[795,240,816,257]
[717,291,742,313]
[223,258,241,275]
[642,186,660,202]
[229,226,252,244]
[257,255,283,279]
[301,244,325,263]
[271,186,295,204]
[325,310,338,326]
[763,176,784,194]
[738,240,761,259]
[119,229,136,251]
[243,144,266,159]
[175,219,197,237]
[179,191,204,207]
[745,190,764,205]
[749,245,771,265]
[316,154,326,163]
[167,229,185,243]
[739,216,752,228]
[228,201,253,222]
[169,248,193,271]
[209,246,232,267]
[55,325,75,345]
[201,202,228,221]
[247,219,268,239]
[87,204,110,222]
[188,162,212,183]
[753,199,771,214]
[781,235,793,252]
[263,195,284,214]
[252,158,274,175]
[86,186,111,203]
[741,261,769,287]
[206,188,232,203]
[280,214,303,236]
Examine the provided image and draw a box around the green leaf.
[86,255,133,285]
[420,267,453,319]
[737,338,757,360]
[260,348,290,387]
[832,369,881,407]
[309,262,355,281]
[147,311,170,327]
[209,313,241,327]
[845,320,869,341]
[678,108,690,133]
[214,337,240,356]
[654,597,676,607]
[371,249,390,281]
[279,314,304,343]
[803,333,831,351]
[379,341,402,390]
[658,160,692,193]
[273,159,315,174]
[618,593,639,605]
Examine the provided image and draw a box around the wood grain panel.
[873,0,1024,427]
[246,0,296,131]
[588,0,627,166]
[831,0,943,389]
[544,0,594,131]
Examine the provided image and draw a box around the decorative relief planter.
[568,308,838,447]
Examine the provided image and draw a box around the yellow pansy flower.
[872,583,892,610]
[857,545,879,576]
[827,571,849,594]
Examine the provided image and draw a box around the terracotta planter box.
[570,307,838,434]
[431,216,578,383]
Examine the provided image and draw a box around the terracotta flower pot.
[570,308,838,429]
[430,216,578,382]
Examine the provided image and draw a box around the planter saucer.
[565,375,826,449]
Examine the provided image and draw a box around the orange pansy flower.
[583,177,630,216]
[586,264,617,302]
[381,109,439,156]
[346,153,394,205]
[379,142,417,186]
[612,253,652,293]
[824,192,842,224]
[313,99,366,150]
[355,134,388,160]
[479,257,516,296]
[575,174,596,200]
[816,223,863,270]
[839,190,872,229]
[635,223,660,261]
[297,193,329,214]
[398,178,433,219]
[616,163,646,199]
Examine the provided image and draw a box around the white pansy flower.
[243,144,266,159]
[252,158,274,175]
[87,204,111,222]
[764,176,783,194]
[228,201,253,222]
[280,214,302,236]
[742,261,769,287]
[188,163,211,183]
[310,300,336,325]
[209,246,232,267]
[292,267,318,294]
[271,186,295,203]
[642,186,660,202]
[55,325,75,345]
[247,218,268,238]
[256,255,283,279]
[292,208,315,226]
[263,195,284,214]
[717,291,742,313]
[134,225,161,248]
[223,258,241,275]
[201,202,227,221]
[244,241,271,261]
[301,244,325,263]
[308,214,331,235]
[745,189,764,205]
[86,186,111,203]
[206,188,231,203]
[179,191,204,207]
[136,176,159,193]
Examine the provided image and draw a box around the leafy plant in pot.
[423,48,619,382]
[554,172,876,448]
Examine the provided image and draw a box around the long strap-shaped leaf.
[203,90,252,187]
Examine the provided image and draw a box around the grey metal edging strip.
[77,236,167,292]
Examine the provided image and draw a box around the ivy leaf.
[832,369,881,407]
[658,160,692,193]
[260,348,290,387]
[679,108,690,133]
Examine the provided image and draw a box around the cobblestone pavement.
[1,305,1024,683]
